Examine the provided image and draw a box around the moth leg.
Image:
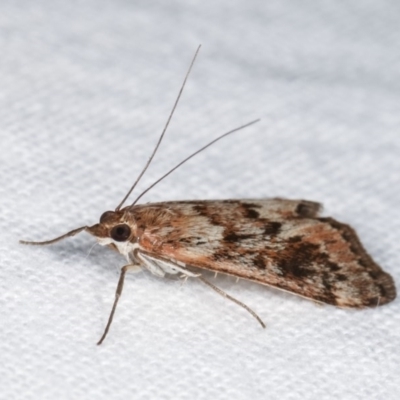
[198,276,266,329]
[97,263,141,345]
[179,274,189,287]
[136,251,266,328]
[178,271,202,286]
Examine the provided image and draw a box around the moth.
[21,46,396,345]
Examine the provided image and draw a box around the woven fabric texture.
[1,1,399,399]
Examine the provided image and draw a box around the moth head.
[86,210,136,247]
[20,209,137,248]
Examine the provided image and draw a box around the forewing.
[133,199,396,308]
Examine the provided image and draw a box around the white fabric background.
[1,1,399,399]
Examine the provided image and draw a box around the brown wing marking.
[131,200,396,308]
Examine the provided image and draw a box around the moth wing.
[135,199,396,308]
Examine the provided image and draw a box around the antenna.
[115,45,201,211]
[128,119,260,209]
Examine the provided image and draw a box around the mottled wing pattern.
[132,199,396,308]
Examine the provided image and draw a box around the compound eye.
[100,211,115,223]
[110,224,131,242]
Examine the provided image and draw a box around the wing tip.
[295,200,322,218]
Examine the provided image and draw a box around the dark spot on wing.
[279,261,315,278]
[245,208,259,219]
[295,201,321,218]
[367,269,380,280]
[377,282,389,299]
[192,205,222,226]
[193,204,208,216]
[326,261,341,272]
[242,202,262,209]
[264,222,282,236]
[287,235,303,243]
[224,232,256,243]
[277,242,321,278]
[364,295,380,306]
[321,273,334,292]
[253,254,266,269]
[212,248,233,262]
